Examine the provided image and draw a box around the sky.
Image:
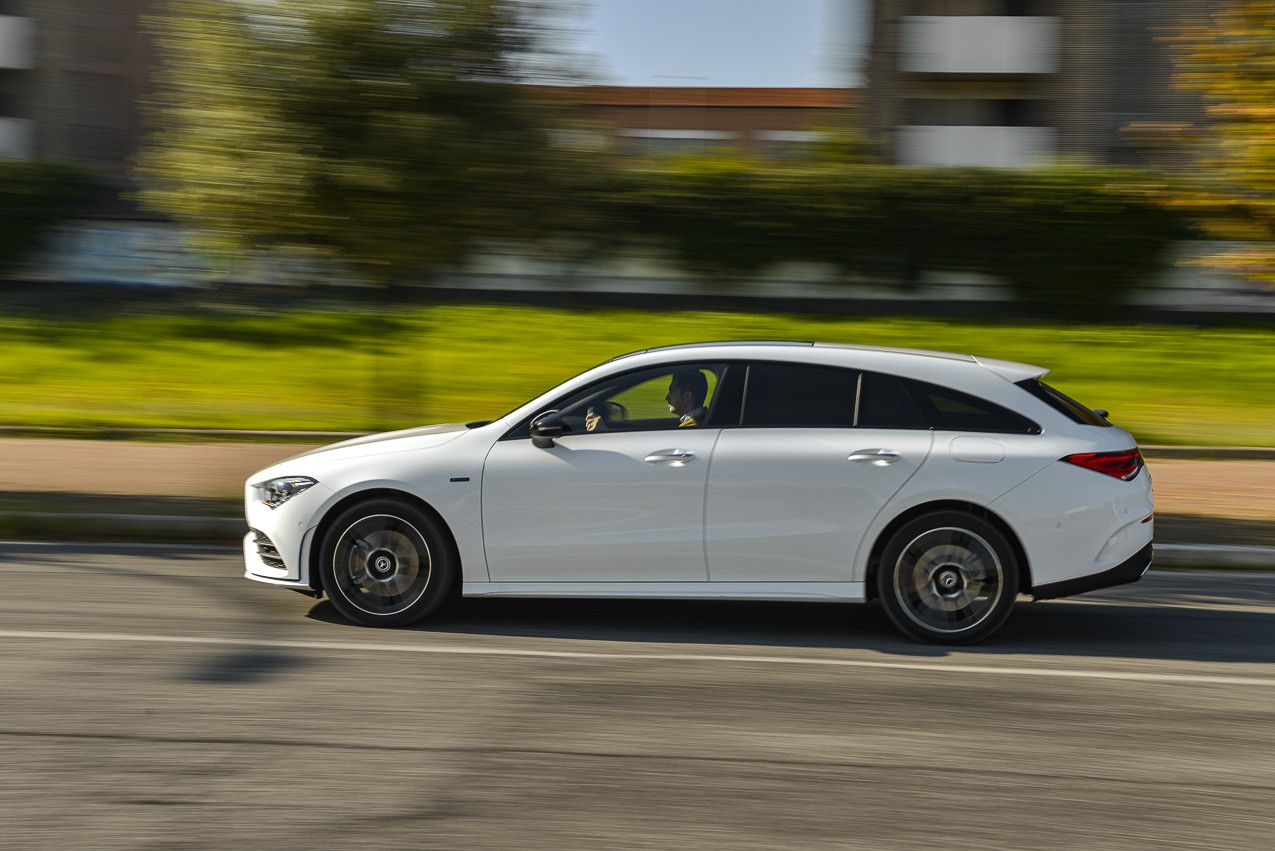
[564,0,868,88]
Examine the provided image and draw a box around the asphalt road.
[3,543,1275,850]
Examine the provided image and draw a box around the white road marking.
[0,628,1271,688]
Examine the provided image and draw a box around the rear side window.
[857,372,929,429]
[741,363,858,427]
[739,364,1040,433]
[1016,379,1110,427]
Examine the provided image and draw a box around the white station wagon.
[244,342,1154,643]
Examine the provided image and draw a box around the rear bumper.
[1031,543,1153,601]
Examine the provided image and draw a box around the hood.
[278,422,471,463]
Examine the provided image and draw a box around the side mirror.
[530,410,565,449]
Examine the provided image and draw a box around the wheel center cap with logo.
[370,551,397,575]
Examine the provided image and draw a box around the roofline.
[543,86,857,109]
[610,341,814,361]
[816,342,973,362]
[611,340,982,361]
[607,342,1046,381]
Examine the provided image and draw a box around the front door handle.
[848,449,901,466]
[645,449,696,466]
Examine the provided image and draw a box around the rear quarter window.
[1015,379,1111,427]
[912,383,1040,434]
[859,371,1040,434]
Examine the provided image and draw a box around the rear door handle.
[848,449,901,466]
[645,449,696,466]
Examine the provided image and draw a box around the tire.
[318,497,456,628]
[876,511,1019,644]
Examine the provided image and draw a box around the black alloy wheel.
[318,497,456,627]
[877,511,1020,644]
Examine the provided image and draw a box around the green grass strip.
[2,305,1272,446]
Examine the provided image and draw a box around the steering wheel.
[590,400,628,428]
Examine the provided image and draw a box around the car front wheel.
[318,498,455,627]
[877,511,1019,644]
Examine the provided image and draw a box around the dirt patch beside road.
[1147,459,1275,521]
[0,438,321,498]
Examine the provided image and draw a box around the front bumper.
[1031,542,1153,601]
[243,530,319,592]
[243,478,332,587]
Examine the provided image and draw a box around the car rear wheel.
[319,498,455,627]
[877,511,1019,644]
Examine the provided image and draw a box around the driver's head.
[667,370,708,417]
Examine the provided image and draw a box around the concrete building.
[0,0,35,159]
[864,0,1213,167]
[0,0,154,174]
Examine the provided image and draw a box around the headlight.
[255,476,319,509]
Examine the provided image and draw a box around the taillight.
[1061,449,1144,481]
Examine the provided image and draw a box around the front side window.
[510,363,725,438]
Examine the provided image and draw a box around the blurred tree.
[1168,1,1275,286]
[138,0,584,286]
[608,155,798,285]
[808,124,875,166]
[138,0,590,428]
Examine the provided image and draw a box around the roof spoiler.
[972,355,1049,383]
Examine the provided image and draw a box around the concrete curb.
[0,512,244,542]
[1,511,1270,571]
[1154,544,1275,570]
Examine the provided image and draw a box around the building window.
[904,98,1045,127]
[1000,0,1041,15]
[617,129,740,157]
[753,130,832,159]
[910,0,1042,13]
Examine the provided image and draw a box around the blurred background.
[0,0,1271,444]
[5,8,1275,847]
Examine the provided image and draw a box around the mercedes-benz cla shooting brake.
[244,342,1153,643]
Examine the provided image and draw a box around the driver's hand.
[585,409,601,432]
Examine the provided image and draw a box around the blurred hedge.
[597,161,1186,318]
[0,162,97,272]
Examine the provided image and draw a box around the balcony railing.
[0,14,34,70]
[901,16,1059,75]
[895,125,1056,167]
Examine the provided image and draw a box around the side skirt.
[462,581,866,603]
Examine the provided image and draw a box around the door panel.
[482,430,720,582]
[705,428,933,582]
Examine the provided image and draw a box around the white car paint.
[482,428,722,583]
[243,341,1154,641]
[704,427,933,583]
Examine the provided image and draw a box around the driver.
[585,370,709,432]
